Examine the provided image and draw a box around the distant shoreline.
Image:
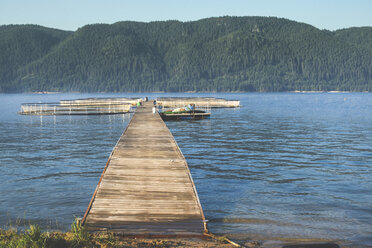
[12,90,371,94]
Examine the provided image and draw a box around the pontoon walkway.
[82,102,205,236]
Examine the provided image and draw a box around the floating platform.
[82,102,205,236]
[60,97,142,106]
[19,102,132,115]
[18,97,142,115]
[156,97,240,108]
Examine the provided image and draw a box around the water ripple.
[167,93,372,246]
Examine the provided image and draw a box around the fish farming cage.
[59,97,142,106]
[156,97,240,108]
[19,102,132,115]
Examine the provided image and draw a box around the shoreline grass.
[0,219,235,248]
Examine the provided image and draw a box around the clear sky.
[1,0,371,31]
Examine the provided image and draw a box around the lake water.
[0,93,371,246]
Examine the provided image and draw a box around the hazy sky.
[1,0,371,31]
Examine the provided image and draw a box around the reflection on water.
[0,93,371,246]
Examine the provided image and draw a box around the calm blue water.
[0,93,371,246]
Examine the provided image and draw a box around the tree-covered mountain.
[1,17,371,92]
[0,25,72,92]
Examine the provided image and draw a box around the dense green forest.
[1,16,371,92]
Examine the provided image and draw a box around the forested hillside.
[1,17,371,92]
[0,25,72,92]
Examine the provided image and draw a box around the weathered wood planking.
[83,102,205,236]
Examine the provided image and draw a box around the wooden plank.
[112,150,180,159]
[107,164,187,170]
[91,200,199,207]
[95,190,196,199]
[86,215,202,223]
[87,201,199,208]
[113,146,179,153]
[83,102,205,236]
[109,159,185,165]
[94,176,192,184]
[88,208,201,216]
[99,180,191,186]
[102,169,189,177]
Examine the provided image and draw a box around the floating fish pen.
[19,102,132,115]
[59,97,142,106]
[156,97,240,108]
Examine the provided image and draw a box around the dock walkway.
[82,102,205,236]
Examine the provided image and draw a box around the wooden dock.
[82,102,205,236]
